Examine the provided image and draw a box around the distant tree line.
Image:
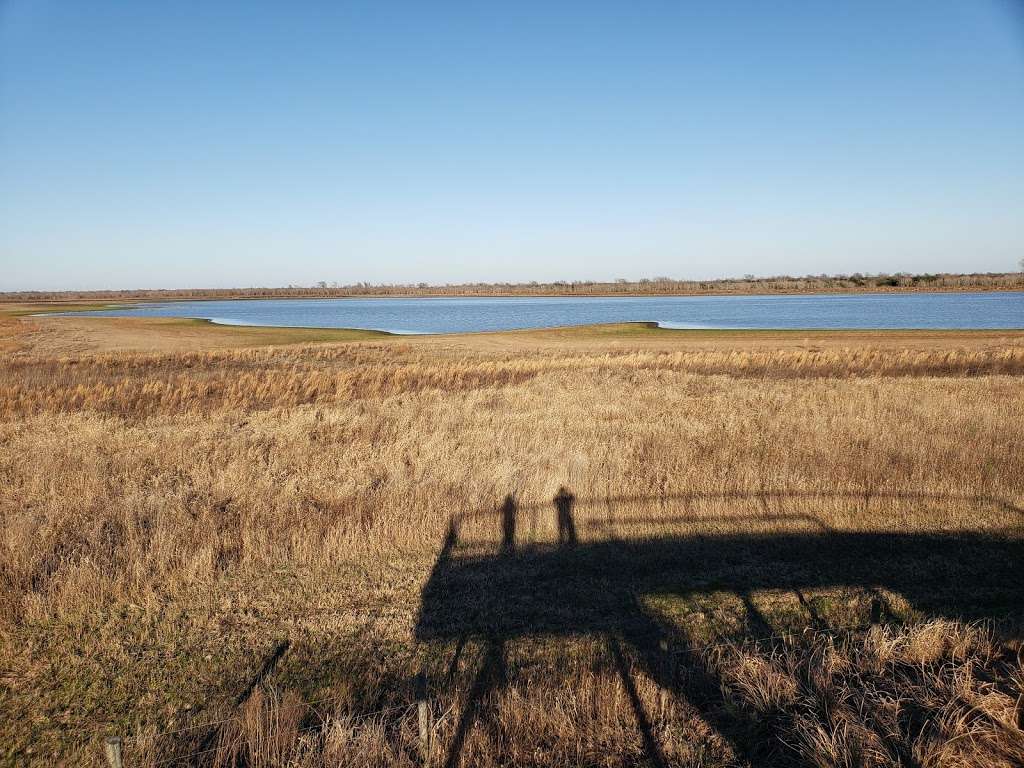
[4,271,1023,302]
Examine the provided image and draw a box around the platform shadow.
[415,488,1024,767]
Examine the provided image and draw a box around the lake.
[54,292,1024,334]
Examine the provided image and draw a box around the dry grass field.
[2,307,1023,767]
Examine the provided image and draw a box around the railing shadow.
[415,487,1024,767]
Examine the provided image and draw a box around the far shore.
[3,270,1023,305]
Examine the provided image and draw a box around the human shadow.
[554,485,577,547]
[416,488,1024,767]
[500,494,517,553]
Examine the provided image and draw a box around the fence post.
[870,596,882,626]
[658,639,671,716]
[415,672,432,766]
[104,736,124,768]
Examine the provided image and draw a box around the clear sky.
[2,1,1023,291]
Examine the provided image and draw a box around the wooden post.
[415,672,432,766]
[104,736,124,768]
[658,639,671,716]
[418,699,433,765]
[870,596,882,626]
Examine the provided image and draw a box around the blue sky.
[2,1,1023,290]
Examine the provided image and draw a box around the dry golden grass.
[1,315,1022,766]
[5,341,1024,419]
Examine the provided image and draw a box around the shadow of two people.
[501,486,577,552]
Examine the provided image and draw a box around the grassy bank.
[1,317,1022,766]
[0,305,392,355]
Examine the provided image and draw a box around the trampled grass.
[1,313,1022,766]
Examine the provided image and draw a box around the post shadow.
[442,635,508,768]
[196,637,291,757]
[607,633,667,768]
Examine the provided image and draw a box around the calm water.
[55,292,1024,334]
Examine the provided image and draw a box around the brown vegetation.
[1,315,1022,766]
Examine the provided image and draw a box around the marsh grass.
[1,329,1023,766]
[4,344,1024,418]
